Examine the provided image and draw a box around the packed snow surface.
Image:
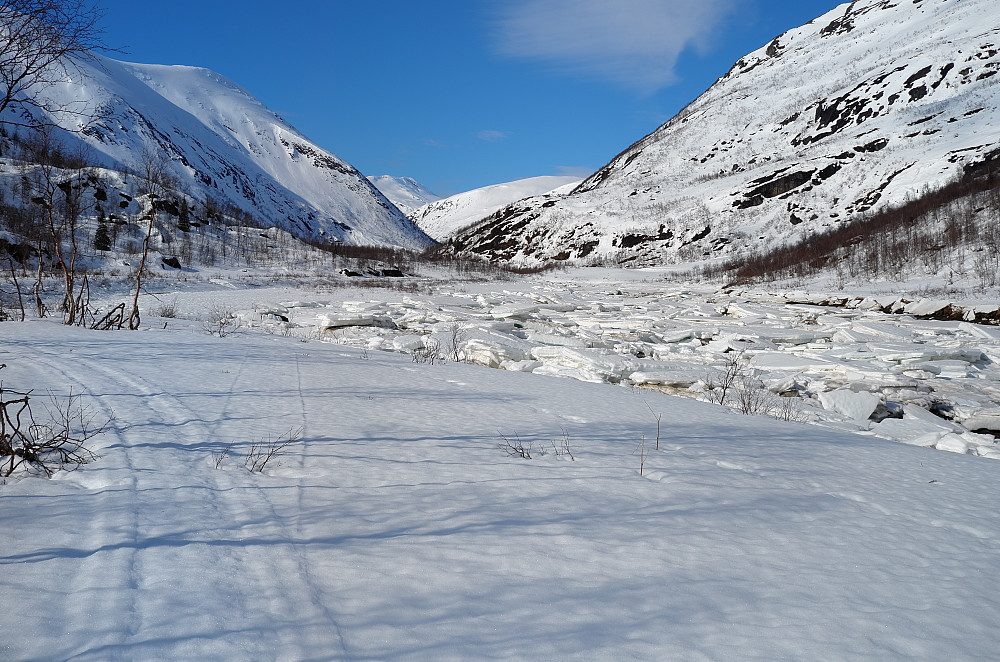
[3,273,1000,660]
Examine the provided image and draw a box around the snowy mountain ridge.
[5,53,433,249]
[409,175,581,242]
[447,0,1000,265]
[367,175,443,217]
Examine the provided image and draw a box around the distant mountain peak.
[409,175,582,242]
[367,175,443,217]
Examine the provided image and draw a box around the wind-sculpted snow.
[7,54,433,249]
[449,0,1000,265]
[2,277,1000,660]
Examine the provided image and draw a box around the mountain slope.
[410,175,580,242]
[367,175,443,216]
[5,53,433,249]
[448,0,1000,265]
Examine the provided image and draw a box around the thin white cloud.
[477,129,511,142]
[493,0,743,92]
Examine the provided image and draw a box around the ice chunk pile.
[244,284,1000,458]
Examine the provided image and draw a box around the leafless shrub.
[212,441,234,469]
[242,427,303,473]
[498,430,532,459]
[645,401,662,450]
[736,373,772,416]
[704,348,748,405]
[633,435,646,477]
[150,296,179,318]
[203,303,241,337]
[774,395,808,422]
[0,365,111,477]
[551,427,575,460]
[446,322,467,362]
[411,338,441,364]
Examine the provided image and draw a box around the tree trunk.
[129,215,154,330]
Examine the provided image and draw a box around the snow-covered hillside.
[410,175,580,242]
[367,175,443,217]
[448,0,1000,265]
[2,276,1000,660]
[4,53,433,249]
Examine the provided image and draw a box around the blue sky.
[97,0,844,195]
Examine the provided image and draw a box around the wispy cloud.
[492,0,743,93]
[477,129,511,142]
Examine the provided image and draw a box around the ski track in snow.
[9,336,350,659]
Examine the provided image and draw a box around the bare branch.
[498,430,532,459]
[0,0,105,129]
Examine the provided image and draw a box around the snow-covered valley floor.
[3,271,1000,660]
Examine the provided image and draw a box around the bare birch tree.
[0,0,104,130]
[128,147,170,330]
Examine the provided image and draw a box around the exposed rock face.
[448,0,1000,266]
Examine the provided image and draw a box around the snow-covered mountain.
[367,175,443,217]
[5,53,433,249]
[448,0,1000,265]
[410,175,581,242]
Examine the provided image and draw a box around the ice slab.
[818,389,881,420]
[961,411,1000,433]
[869,343,983,363]
[490,304,541,320]
[500,359,542,372]
[630,364,706,387]
[934,434,969,454]
[902,404,965,434]
[903,300,952,316]
[956,321,1000,340]
[870,418,945,446]
[752,328,833,345]
[462,333,534,368]
[531,346,640,382]
[852,321,913,340]
[751,352,844,373]
[316,313,376,329]
[526,333,587,348]
[342,301,390,313]
[391,335,427,352]
[532,363,606,383]
[651,327,696,343]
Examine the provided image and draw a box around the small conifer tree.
[94,206,111,252]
